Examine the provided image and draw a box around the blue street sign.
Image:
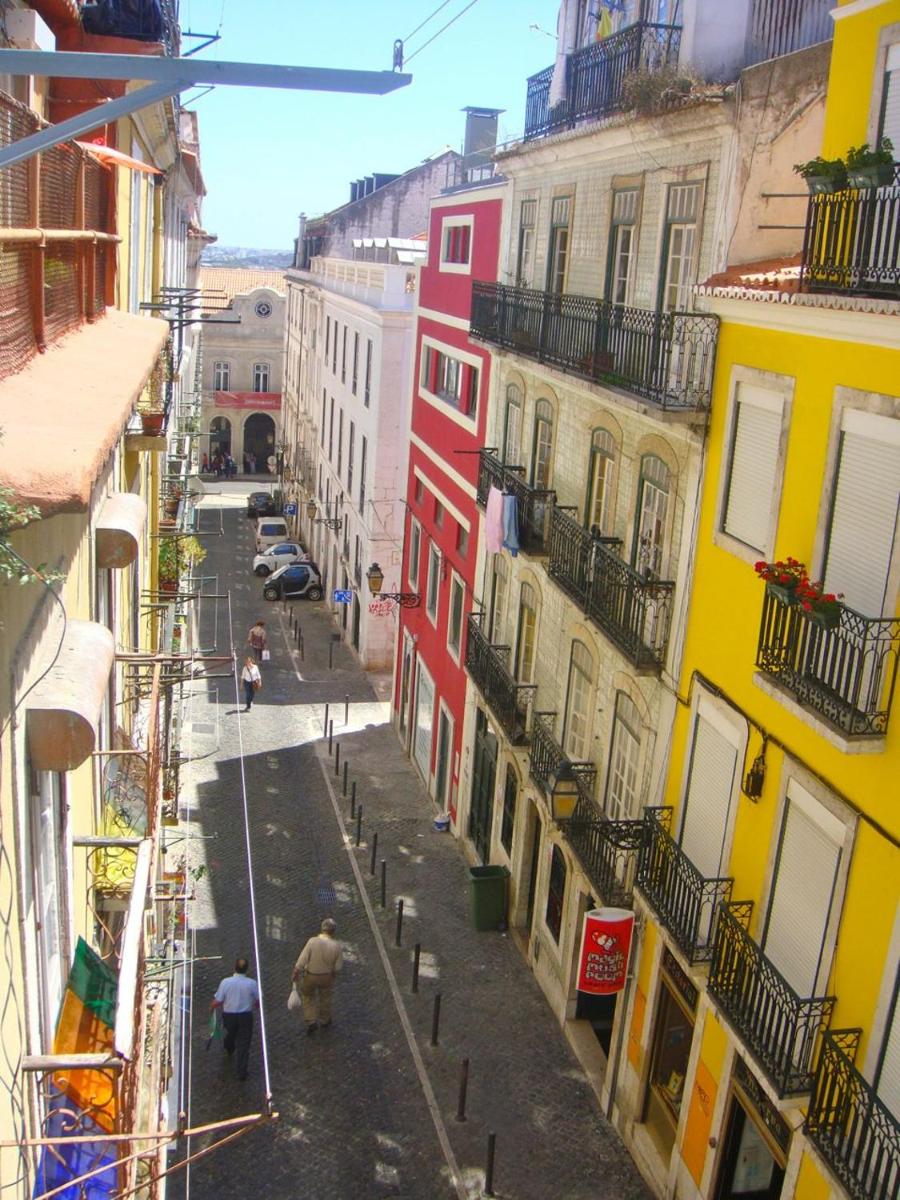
[333,589,352,605]
[283,502,297,515]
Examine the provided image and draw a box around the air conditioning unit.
[6,11,55,52]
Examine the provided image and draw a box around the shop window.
[643,952,698,1159]
[713,1059,789,1200]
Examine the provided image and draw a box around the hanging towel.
[485,486,504,555]
[502,493,519,557]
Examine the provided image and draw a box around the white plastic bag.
[262,649,271,662]
[287,984,302,1012]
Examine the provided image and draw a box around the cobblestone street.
[171,495,650,1200]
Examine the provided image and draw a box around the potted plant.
[754,558,843,627]
[846,138,895,189]
[158,535,206,595]
[793,156,848,195]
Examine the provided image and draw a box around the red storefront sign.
[214,392,282,410]
[576,907,634,995]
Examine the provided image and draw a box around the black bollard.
[355,805,362,847]
[299,634,304,661]
[335,741,341,776]
[395,898,404,947]
[430,993,441,1046]
[380,860,386,909]
[456,1058,470,1123]
[328,639,334,670]
[323,702,329,737]
[411,942,421,993]
[369,831,378,875]
[484,1133,496,1196]
[350,781,357,820]
[342,760,348,796]
[344,693,349,725]
[328,720,333,754]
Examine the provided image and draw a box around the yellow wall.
[823,0,900,156]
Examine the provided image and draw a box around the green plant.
[846,138,894,169]
[793,156,848,183]
[158,535,206,581]
[621,66,697,115]
[754,558,843,620]
[0,428,64,584]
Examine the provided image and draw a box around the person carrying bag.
[247,620,268,661]
[240,656,261,711]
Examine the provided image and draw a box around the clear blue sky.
[178,0,560,248]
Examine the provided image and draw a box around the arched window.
[563,639,594,761]
[515,582,538,683]
[502,383,523,465]
[605,693,641,820]
[586,428,617,533]
[633,454,670,579]
[500,764,518,855]
[531,398,554,489]
[545,844,567,943]
[209,415,231,458]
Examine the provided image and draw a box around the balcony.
[475,449,555,556]
[745,0,834,68]
[560,792,644,909]
[757,585,900,736]
[801,167,900,299]
[806,1029,899,1200]
[529,711,596,798]
[470,281,718,411]
[524,21,682,140]
[709,902,836,1098]
[548,507,674,671]
[636,807,733,963]
[465,614,536,744]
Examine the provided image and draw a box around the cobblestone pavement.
[170,498,650,1200]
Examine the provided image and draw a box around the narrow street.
[172,490,650,1200]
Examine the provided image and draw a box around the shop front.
[643,948,698,1160]
[713,1058,789,1200]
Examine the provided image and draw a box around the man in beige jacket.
[292,917,343,1034]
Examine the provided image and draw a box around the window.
[545,844,567,943]
[421,344,479,417]
[434,500,444,529]
[586,428,616,533]
[337,409,343,476]
[328,396,335,460]
[426,544,441,622]
[408,518,422,589]
[721,383,785,552]
[563,640,594,761]
[633,454,670,579]
[500,765,517,855]
[440,217,472,269]
[531,398,554,489]
[414,477,424,505]
[605,694,641,820]
[325,316,331,359]
[213,361,230,391]
[547,195,572,294]
[253,363,269,393]
[447,573,464,658]
[514,582,537,683]
[320,390,327,448]
[347,421,355,493]
[880,43,900,147]
[352,331,359,394]
[359,435,367,513]
[456,523,469,558]
[678,703,740,882]
[659,183,701,311]
[516,198,537,287]
[502,384,523,465]
[341,326,347,383]
[364,339,372,406]
[29,769,69,1041]
[332,321,338,373]
[606,188,639,304]
[489,554,508,643]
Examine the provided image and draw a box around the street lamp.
[366,562,420,607]
[306,499,342,530]
[548,761,581,822]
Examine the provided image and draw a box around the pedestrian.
[211,957,259,1081]
[202,452,209,474]
[247,619,267,661]
[240,655,261,711]
[292,917,343,1035]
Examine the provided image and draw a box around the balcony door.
[585,428,617,534]
[632,454,669,579]
[29,768,70,1046]
[658,183,701,312]
[679,707,739,880]
[514,582,538,684]
[502,384,524,466]
[530,399,554,490]
[546,195,572,295]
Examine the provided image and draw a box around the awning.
[75,141,162,176]
[96,492,146,569]
[27,621,114,771]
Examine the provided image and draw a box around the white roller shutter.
[824,413,900,617]
[723,385,783,551]
[763,784,843,998]
[882,46,900,149]
[679,710,738,880]
[876,989,900,1118]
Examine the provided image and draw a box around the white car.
[252,541,309,576]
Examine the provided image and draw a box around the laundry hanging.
[485,485,504,555]
[502,493,520,557]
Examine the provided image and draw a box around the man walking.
[292,918,343,1035]
[247,619,268,661]
[240,655,261,711]
[211,957,259,1080]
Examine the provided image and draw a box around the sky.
[178,0,561,249]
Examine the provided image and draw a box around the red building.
[393,157,505,820]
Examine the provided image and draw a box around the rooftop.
[697,255,900,317]
[200,268,287,306]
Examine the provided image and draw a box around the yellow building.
[615,4,900,1198]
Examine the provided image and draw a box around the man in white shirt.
[292,918,343,1035]
[240,656,261,712]
[212,958,259,1080]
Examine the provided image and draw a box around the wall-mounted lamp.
[366,562,420,608]
[743,737,767,801]
[306,499,341,530]
[548,761,581,822]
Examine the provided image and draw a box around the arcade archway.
[243,412,276,474]
[209,416,231,459]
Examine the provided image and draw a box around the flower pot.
[848,164,895,189]
[767,582,798,606]
[808,605,841,629]
[140,411,165,436]
[159,578,177,595]
[805,175,845,195]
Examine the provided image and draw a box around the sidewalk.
[176,504,650,1199]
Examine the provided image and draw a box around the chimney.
[461,106,504,180]
[350,181,359,202]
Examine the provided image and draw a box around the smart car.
[262,562,323,602]
[252,542,309,576]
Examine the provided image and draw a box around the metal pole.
[334,741,340,776]
[328,720,333,754]
[395,898,404,947]
[380,860,386,909]
[355,806,362,847]
[411,942,421,993]
[328,639,334,670]
[342,760,348,796]
[484,1132,496,1196]
[323,702,329,736]
[455,1058,469,1123]
[430,993,441,1046]
[369,831,378,876]
[350,781,357,819]
[299,634,304,661]
[344,693,349,724]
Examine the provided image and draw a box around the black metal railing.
[709,902,836,1098]
[548,506,674,670]
[529,711,597,798]
[801,166,900,298]
[524,22,682,140]
[745,0,833,67]
[636,808,733,963]
[471,281,718,411]
[465,615,536,745]
[757,585,900,736]
[560,792,643,909]
[475,449,555,556]
[807,1029,899,1200]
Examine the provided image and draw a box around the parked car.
[262,562,323,602]
[252,542,309,576]
[247,491,278,517]
[255,516,290,552]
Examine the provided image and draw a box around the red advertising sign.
[214,392,282,410]
[576,907,634,995]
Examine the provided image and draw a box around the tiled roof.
[200,268,287,305]
[697,255,900,316]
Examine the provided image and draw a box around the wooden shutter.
[763,783,843,998]
[824,411,900,617]
[679,708,738,879]
[882,46,900,148]
[723,385,783,550]
[876,983,900,1115]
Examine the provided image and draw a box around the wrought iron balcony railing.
[801,167,900,298]
[636,807,733,963]
[529,710,597,798]
[524,21,682,140]
[548,506,674,670]
[709,901,836,1098]
[560,792,644,909]
[465,614,536,745]
[475,449,555,556]
[471,281,718,411]
[806,1029,899,1200]
[757,585,900,736]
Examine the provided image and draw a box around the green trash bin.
[468,865,510,931]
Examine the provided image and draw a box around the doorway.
[435,705,453,810]
[714,1091,786,1200]
[209,415,231,459]
[352,594,361,650]
[524,802,542,935]
[243,412,276,474]
[468,709,496,863]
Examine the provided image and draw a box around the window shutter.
[723,389,782,550]
[824,414,900,617]
[877,989,900,1116]
[882,48,900,147]
[763,786,842,998]
[679,712,737,879]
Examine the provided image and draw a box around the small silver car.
[252,541,309,576]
